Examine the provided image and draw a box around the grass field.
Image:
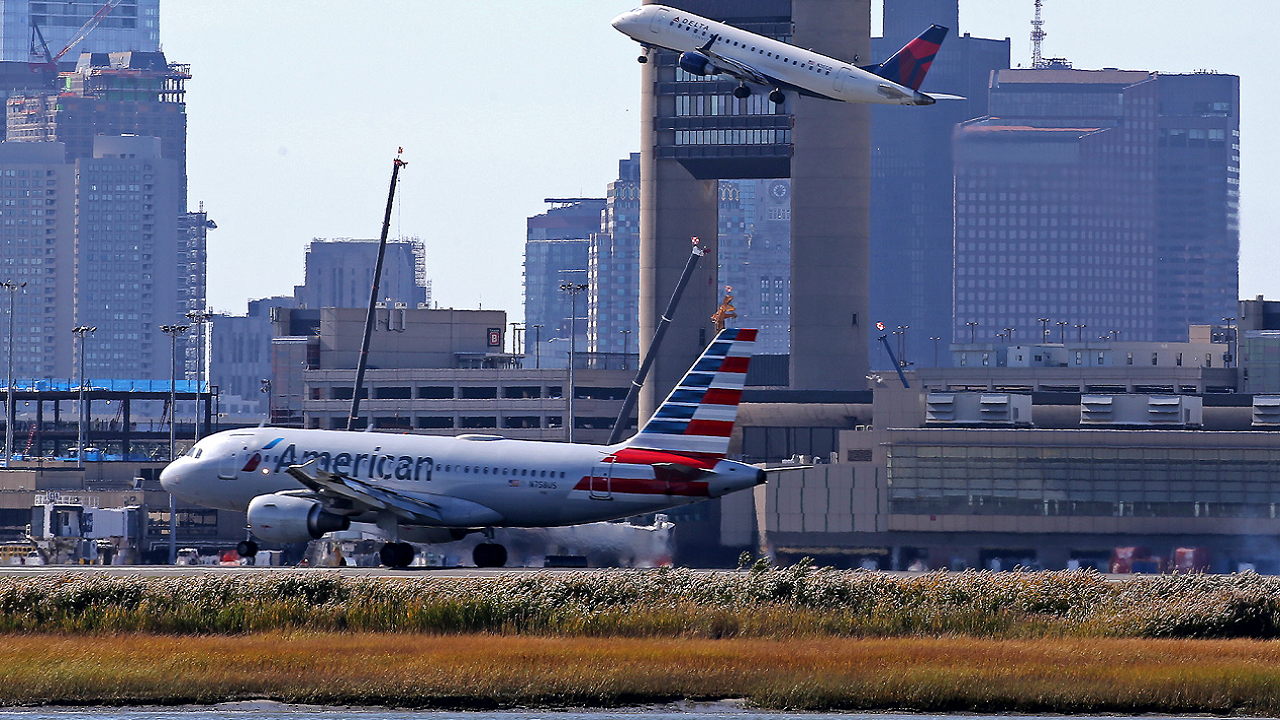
[4,567,1280,710]
[4,633,1280,712]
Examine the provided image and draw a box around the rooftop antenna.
[1030,0,1046,69]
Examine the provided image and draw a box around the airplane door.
[589,463,613,501]
[649,8,669,34]
[217,448,240,480]
[834,68,853,95]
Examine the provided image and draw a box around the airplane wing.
[698,34,844,101]
[284,460,504,527]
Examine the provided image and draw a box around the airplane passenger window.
[522,469,528,476]
[541,470,547,477]
[483,467,489,474]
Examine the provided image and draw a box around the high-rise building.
[0,141,74,379]
[953,68,1239,345]
[524,198,602,363]
[717,178,791,355]
[210,295,297,418]
[7,51,189,199]
[588,156,639,355]
[0,0,160,64]
[292,237,428,311]
[870,0,1008,369]
[76,134,181,379]
[1154,73,1240,341]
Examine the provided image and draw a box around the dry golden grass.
[3,633,1280,712]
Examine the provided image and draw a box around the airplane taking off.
[611,5,953,106]
[160,328,766,568]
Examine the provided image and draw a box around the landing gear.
[473,543,508,568]
[379,541,415,569]
[733,84,751,99]
[637,53,648,64]
[769,88,786,105]
[236,540,258,558]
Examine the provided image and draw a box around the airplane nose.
[159,460,182,493]
[611,8,641,32]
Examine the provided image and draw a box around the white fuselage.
[611,5,931,105]
[160,427,763,529]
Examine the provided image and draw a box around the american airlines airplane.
[160,328,766,568]
[611,5,952,106]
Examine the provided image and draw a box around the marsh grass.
[1,566,1278,639]
[3,633,1280,712]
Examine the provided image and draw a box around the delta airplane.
[612,5,953,106]
[160,328,766,568]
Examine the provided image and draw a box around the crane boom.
[53,0,123,64]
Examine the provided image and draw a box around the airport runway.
[0,564,605,578]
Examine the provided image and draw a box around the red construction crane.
[28,0,124,76]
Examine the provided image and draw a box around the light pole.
[966,321,978,343]
[185,309,211,443]
[71,325,95,468]
[1057,321,1068,344]
[1,281,25,467]
[532,324,543,369]
[896,325,909,368]
[930,337,941,367]
[260,379,272,424]
[620,329,631,370]
[560,282,587,442]
[1038,318,1050,342]
[159,324,189,460]
[1075,324,1087,343]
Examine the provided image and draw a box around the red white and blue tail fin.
[624,328,756,457]
[865,24,948,91]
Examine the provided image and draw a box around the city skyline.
[163,1,1277,328]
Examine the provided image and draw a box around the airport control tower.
[638,0,872,421]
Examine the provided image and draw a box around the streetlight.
[159,324,190,460]
[1074,324,1087,343]
[531,324,543,369]
[185,309,212,443]
[1057,321,1068,344]
[560,282,587,442]
[620,329,632,370]
[1,281,25,467]
[896,325,909,368]
[965,321,978,343]
[930,337,941,367]
[71,324,94,469]
[1038,318,1050,342]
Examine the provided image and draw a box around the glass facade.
[888,443,1280,518]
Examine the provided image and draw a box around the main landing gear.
[769,88,786,105]
[733,83,751,99]
[473,542,508,568]
[472,527,507,568]
[379,542,416,569]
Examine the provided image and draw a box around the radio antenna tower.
[1030,0,1047,68]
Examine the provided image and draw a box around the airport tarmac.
[0,564,600,578]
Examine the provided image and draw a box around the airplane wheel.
[769,89,786,104]
[473,542,507,568]
[637,54,648,64]
[236,540,258,558]
[380,542,415,568]
[733,85,751,99]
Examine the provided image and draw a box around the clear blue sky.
[163,1,1276,322]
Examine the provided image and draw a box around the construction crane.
[28,0,124,79]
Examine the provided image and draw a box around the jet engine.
[678,51,717,76]
[247,494,351,544]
